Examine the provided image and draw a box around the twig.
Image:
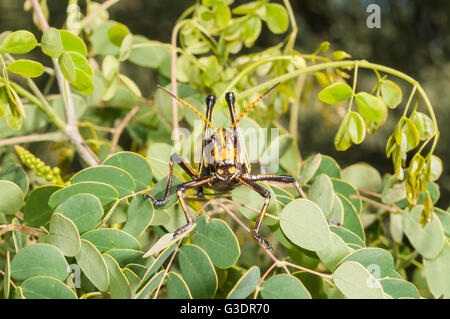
[253,261,277,299]
[283,261,333,280]
[79,0,121,32]
[109,105,140,154]
[0,132,63,147]
[29,0,100,167]
[358,188,382,198]
[350,194,402,214]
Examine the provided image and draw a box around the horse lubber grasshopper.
[144,83,307,251]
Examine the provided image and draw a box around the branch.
[0,132,63,147]
[29,0,100,167]
[109,105,140,154]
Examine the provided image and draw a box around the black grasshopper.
[145,83,306,250]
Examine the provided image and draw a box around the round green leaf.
[242,16,262,47]
[0,163,28,194]
[0,180,24,215]
[75,239,109,292]
[7,59,44,78]
[381,80,402,109]
[328,194,344,224]
[129,36,169,69]
[103,152,152,192]
[178,244,217,299]
[338,194,365,241]
[379,278,419,299]
[299,153,321,185]
[23,185,62,227]
[191,215,240,269]
[122,195,154,237]
[41,27,63,58]
[147,142,173,181]
[260,274,311,299]
[105,249,149,268]
[48,181,119,208]
[135,270,164,299]
[265,3,289,34]
[119,33,133,61]
[355,92,385,123]
[308,174,334,217]
[331,178,362,214]
[339,248,395,279]
[333,261,384,299]
[410,111,435,141]
[59,30,87,56]
[10,243,69,281]
[334,115,352,151]
[68,51,93,77]
[0,30,37,54]
[317,232,351,271]
[214,2,231,28]
[423,242,450,298]
[91,22,120,56]
[107,23,130,47]
[434,208,450,237]
[58,52,76,82]
[401,118,420,151]
[227,266,260,299]
[347,111,366,144]
[403,205,445,259]
[49,212,81,256]
[167,272,192,299]
[341,162,382,193]
[81,228,141,253]
[103,254,132,299]
[54,193,103,234]
[330,225,366,248]
[318,82,353,104]
[21,276,77,299]
[280,199,331,251]
[71,68,94,95]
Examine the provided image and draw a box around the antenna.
[157,85,215,129]
[230,82,280,129]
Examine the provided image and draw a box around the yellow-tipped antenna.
[157,85,215,129]
[230,82,281,129]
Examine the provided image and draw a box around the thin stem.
[358,188,382,198]
[283,0,298,52]
[109,105,140,154]
[402,84,418,118]
[347,61,359,112]
[78,0,120,32]
[253,261,277,299]
[0,132,63,147]
[350,194,403,214]
[283,261,333,280]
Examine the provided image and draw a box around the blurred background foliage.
[1,0,448,207]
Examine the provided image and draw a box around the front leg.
[173,176,213,238]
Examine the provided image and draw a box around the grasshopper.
[145,83,306,250]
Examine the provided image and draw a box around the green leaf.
[118,74,142,98]
[23,185,62,227]
[328,194,344,224]
[122,195,154,237]
[401,117,420,151]
[227,266,260,299]
[333,261,384,299]
[265,3,289,34]
[103,152,152,192]
[242,16,262,47]
[317,232,351,271]
[10,243,69,281]
[280,199,331,251]
[434,208,450,237]
[91,22,120,56]
[178,244,217,299]
[191,215,240,269]
[260,274,311,299]
[41,27,63,58]
[330,225,366,248]
[410,111,435,141]
[0,163,28,194]
[318,82,353,104]
[331,178,362,214]
[338,194,365,241]
[423,242,450,298]
[71,165,136,198]
[21,276,77,299]
[54,193,103,234]
[0,30,37,54]
[347,111,366,144]
[379,278,419,299]
[310,154,341,181]
[49,212,81,256]
[81,228,141,253]
[108,23,130,47]
[308,174,334,217]
[339,248,395,279]
[103,254,132,299]
[0,180,24,215]
[59,30,87,56]
[148,176,183,210]
[334,113,352,151]
[341,162,382,193]
[105,249,150,268]
[48,181,119,208]
[140,245,176,286]
[403,205,445,259]
[71,68,94,95]
[135,270,164,299]
[167,272,192,299]
[381,80,402,109]
[147,142,173,181]
[214,2,231,28]
[6,59,44,78]
[68,51,93,77]
[128,36,169,69]
[75,239,109,292]
[49,93,87,121]
[58,52,76,82]
[355,92,385,123]
[119,33,133,61]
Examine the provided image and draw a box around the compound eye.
[217,168,224,174]
[228,167,236,174]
